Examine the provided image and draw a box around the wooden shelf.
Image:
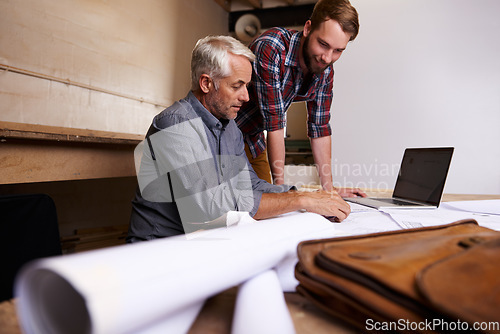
[0,121,144,184]
[0,121,143,145]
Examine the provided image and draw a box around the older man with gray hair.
[128,35,350,242]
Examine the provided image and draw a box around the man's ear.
[199,74,212,94]
[303,20,312,38]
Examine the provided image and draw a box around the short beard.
[302,35,331,75]
[302,35,314,73]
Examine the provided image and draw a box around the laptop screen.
[392,147,454,205]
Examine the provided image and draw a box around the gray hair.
[191,35,255,91]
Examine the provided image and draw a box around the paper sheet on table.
[380,204,500,231]
[15,211,336,334]
[348,201,378,213]
[379,207,473,229]
[331,202,402,236]
[441,199,500,216]
[345,200,500,232]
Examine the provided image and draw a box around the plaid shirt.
[236,27,334,158]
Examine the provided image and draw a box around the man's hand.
[300,190,351,222]
[335,187,367,198]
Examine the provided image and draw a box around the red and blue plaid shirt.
[236,27,334,158]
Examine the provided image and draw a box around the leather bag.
[295,219,500,333]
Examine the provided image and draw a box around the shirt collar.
[284,31,302,68]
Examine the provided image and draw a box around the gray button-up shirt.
[128,92,292,242]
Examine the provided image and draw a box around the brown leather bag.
[295,220,500,333]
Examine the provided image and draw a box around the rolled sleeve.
[249,182,295,218]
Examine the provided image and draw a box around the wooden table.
[2,193,499,334]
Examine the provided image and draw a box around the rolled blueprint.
[232,269,296,334]
[15,211,335,334]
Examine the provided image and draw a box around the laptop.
[346,147,454,209]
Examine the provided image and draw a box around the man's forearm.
[253,191,304,219]
[310,136,333,191]
[253,189,351,221]
[267,128,286,185]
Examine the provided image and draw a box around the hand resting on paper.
[254,190,351,222]
[335,187,367,198]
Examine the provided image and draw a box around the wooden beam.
[229,4,315,31]
[246,0,262,9]
[214,0,231,12]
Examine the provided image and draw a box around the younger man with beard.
[236,0,365,198]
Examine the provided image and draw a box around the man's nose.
[322,51,340,64]
[241,87,250,102]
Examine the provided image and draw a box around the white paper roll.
[232,270,295,334]
[15,211,334,334]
